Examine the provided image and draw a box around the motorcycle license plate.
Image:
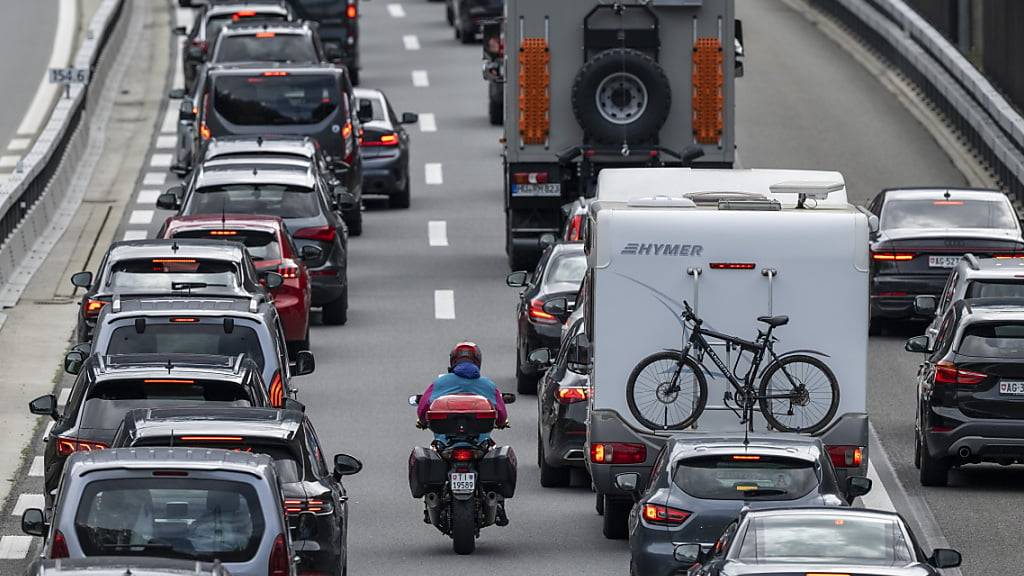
[450,472,476,494]
[1000,381,1024,395]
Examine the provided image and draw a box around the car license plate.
[511,183,561,197]
[450,472,476,494]
[928,256,960,268]
[999,381,1024,395]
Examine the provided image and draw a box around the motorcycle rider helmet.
[449,341,482,369]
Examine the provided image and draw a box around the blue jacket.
[418,362,508,443]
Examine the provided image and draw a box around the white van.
[581,168,871,539]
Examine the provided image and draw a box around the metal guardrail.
[809,0,1024,203]
[0,0,131,296]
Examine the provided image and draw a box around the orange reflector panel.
[518,38,550,146]
[143,379,196,384]
[692,37,724,145]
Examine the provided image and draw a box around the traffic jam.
[9,0,1024,574]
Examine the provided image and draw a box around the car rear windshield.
[137,441,303,483]
[107,259,239,292]
[882,198,1017,230]
[172,229,282,262]
[206,13,286,43]
[213,74,339,125]
[545,254,587,285]
[289,0,347,19]
[737,514,914,565]
[673,455,819,501]
[189,184,321,219]
[215,34,318,64]
[966,280,1024,299]
[106,324,265,369]
[356,97,386,122]
[75,477,265,562]
[958,322,1024,358]
[87,379,252,402]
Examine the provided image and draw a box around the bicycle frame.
[682,324,774,399]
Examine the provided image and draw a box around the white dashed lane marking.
[150,153,173,169]
[57,387,70,406]
[0,536,33,559]
[160,107,178,134]
[143,172,166,186]
[12,493,44,516]
[434,290,455,319]
[123,230,148,241]
[137,190,161,205]
[428,221,448,247]
[411,70,429,87]
[0,155,19,169]
[7,138,30,151]
[129,210,155,225]
[402,34,420,50]
[156,135,176,150]
[387,3,406,17]
[419,113,437,133]
[43,421,54,439]
[28,456,43,477]
[424,163,443,185]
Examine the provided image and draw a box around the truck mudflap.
[587,409,869,497]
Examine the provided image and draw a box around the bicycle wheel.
[626,351,707,431]
[758,354,839,434]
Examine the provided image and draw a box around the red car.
[161,214,314,353]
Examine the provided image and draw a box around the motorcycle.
[407,392,517,555]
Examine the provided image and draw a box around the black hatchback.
[906,297,1024,486]
[113,406,362,576]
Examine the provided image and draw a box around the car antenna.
[221,198,227,230]
[257,135,263,147]
[172,241,179,253]
[165,358,174,374]
[943,189,951,200]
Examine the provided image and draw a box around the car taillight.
[641,503,690,526]
[933,361,987,385]
[556,386,589,404]
[826,445,864,468]
[294,226,336,243]
[191,39,208,52]
[528,299,558,324]
[567,214,583,241]
[993,253,1024,259]
[512,171,549,184]
[346,2,357,19]
[590,442,646,464]
[269,370,284,407]
[871,252,915,261]
[451,448,475,462]
[269,533,289,576]
[84,298,105,319]
[362,132,399,147]
[51,530,69,559]
[279,263,300,279]
[284,497,334,515]
[56,437,108,457]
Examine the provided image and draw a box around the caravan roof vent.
[769,180,844,200]
[627,195,697,208]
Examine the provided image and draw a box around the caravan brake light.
[825,445,863,468]
[709,262,755,270]
[871,252,915,261]
[590,442,646,464]
[512,172,549,185]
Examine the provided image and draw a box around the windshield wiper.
[97,543,175,552]
[171,282,228,291]
[741,488,788,497]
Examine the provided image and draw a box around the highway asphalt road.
[0,1,58,152]
[0,0,1019,574]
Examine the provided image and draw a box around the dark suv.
[906,297,1024,486]
[286,0,361,84]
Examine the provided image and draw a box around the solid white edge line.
[16,0,77,136]
[402,34,420,50]
[0,535,34,559]
[419,113,437,133]
[424,163,443,185]
[860,460,896,512]
[428,221,448,247]
[411,70,429,87]
[434,290,455,319]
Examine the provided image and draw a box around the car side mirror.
[408,394,422,406]
[673,543,703,565]
[913,295,937,316]
[261,271,284,290]
[21,508,46,537]
[283,398,306,412]
[173,25,187,36]
[29,395,59,420]
[505,270,528,288]
[844,476,872,503]
[70,271,93,288]
[543,297,569,318]
[301,245,323,262]
[178,98,195,120]
[528,348,553,367]
[157,189,181,210]
[567,333,591,374]
[401,112,418,125]
[187,46,204,60]
[168,88,186,100]
[613,472,641,498]
[333,453,363,477]
[929,548,962,569]
[64,350,86,375]
[291,350,315,376]
[501,393,516,404]
[334,190,357,212]
[904,335,931,354]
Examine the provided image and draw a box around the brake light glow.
[84,298,105,318]
[233,10,257,20]
[641,503,690,526]
[932,200,964,205]
[556,386,589,404]
[269,370,284,407]
[934,361,987,385]
[451,448,475,462]
[362,133,399,147]
[200,121,211,141]
[590,442,646,464]
[278,260,300,279]
[871,252,915,261]
[208,230,238,236]
[806,574,850,576]
[731,455,761,461]
[51,530,69,559]
[56,437,108,457]
[263,71,289,77]
[143,379,196,384]
[341,121,353,139]
[151,258,196,264]
[709,262,755,270]
[255,32,276,38]
[567,214,583,241]
[346,3,357,18]
[826,445,864,468]
[512,171,549,185]
[170,317,198,323]
[179,436,242,442]
[284,498,333,515]
[994,254,1024,259]
[269,534,289,576]
[528,299,558,323]
[294,226,336,243]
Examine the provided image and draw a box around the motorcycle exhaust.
[958,446,971,459]
[482,492,499,526]
[425,492,443,526]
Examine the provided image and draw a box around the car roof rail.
[111,294,122,313]
[249,295,259,313]
[964,253,981,270]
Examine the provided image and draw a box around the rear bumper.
[870,274,948,318]
[361,153,405,195]
[925,410,1024,461]
[310,270,345,306]
[630,532,709,576]
[543,404,588,468]
[273,284,309,342]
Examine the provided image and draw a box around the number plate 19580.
[449,472,476,494]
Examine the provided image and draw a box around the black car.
[286,0,361,85]
[177,1,293,93]
[621,435,871,576]
[158,161,351,323]
[506,242,587,393]
[211,20,325,66]
[354,87,417,209]
[68,239,271,342]
[906,297,1024,486]
[25,557,232,576]
[866,187,1024,321]
[28,353,272,507]
[112,406,362,576]
[448,0,502,44]
[681,507,961,576]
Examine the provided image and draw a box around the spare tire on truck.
[571,48,671,145]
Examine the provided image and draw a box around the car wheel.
[516,353,538,395]
[602,496,630,539]
[390,176,411,209]
[349,68,360,86]
[446,2,454,25]
[538,433,570,487]
[459,23,476,44]
[595,491,604,516]
[346,210,363,237]
[323,284,348,326]
[914,430,922,469]
[919,437,949,487]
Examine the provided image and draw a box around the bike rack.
[761,268,778,315]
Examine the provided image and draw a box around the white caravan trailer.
[583,168,870,538]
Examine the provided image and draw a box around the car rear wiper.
[740,488,788,497]
[171,282,228,291]
[98,542,175,552]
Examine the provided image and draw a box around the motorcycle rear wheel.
[451,499,476,555]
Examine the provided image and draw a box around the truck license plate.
[511,183,561,197]
[928,256,959,268]
[1000,381,1024,395]
[450,472,476,494]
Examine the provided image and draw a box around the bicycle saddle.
[757,315,789,327]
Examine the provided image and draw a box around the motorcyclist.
[417,341,509,441]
